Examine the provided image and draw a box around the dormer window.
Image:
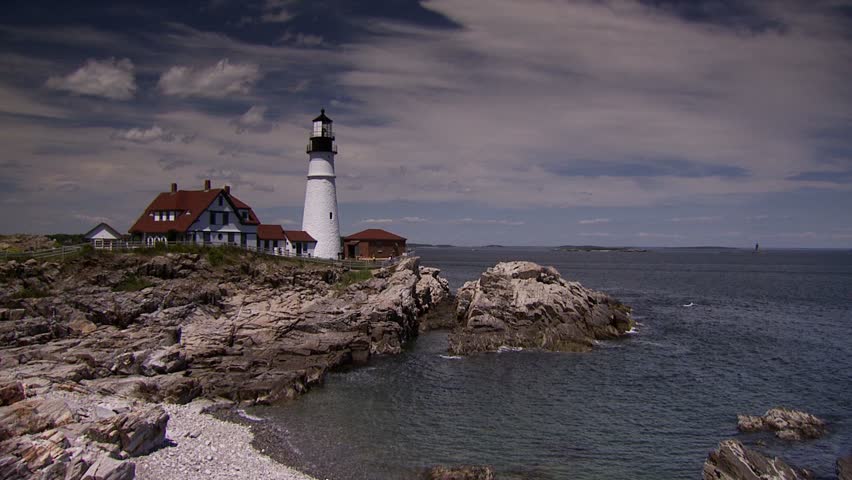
[218,196,223,206]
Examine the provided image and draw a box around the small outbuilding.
[283,230,317,257]
[257,225,317,257]
[343,229,407,259]
[83,223,123,250]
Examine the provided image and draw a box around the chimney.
[224,185,231,195]
[170,183,177,193]
[204,179,211,191]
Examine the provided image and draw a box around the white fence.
[2,241,397,270]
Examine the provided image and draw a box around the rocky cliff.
[0,250,448,479]
[449,261,633,354]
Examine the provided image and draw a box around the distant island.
[555,245,648,252]
[409,243,457,248]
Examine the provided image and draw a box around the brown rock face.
[838,454,852,480]
[703,439,812,480]
[85,405,168,457]
[449,261,633,354]
[425,465,495,480]
[737,407,826,440]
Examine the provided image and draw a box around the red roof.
[257,224,286,240]
[344,229,407,241]
[129,187,260,234]
[283,230,316,242]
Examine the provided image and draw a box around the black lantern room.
[307,109,336,153]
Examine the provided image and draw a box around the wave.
[237,409,264,422]
[439,354,463,360]
[497,346,524,353]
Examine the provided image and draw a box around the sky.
[1,0,851,248]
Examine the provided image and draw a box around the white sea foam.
[497,346,524,353]
[439,355,463,360]
[625,327,638,335]
[237,409,264,422]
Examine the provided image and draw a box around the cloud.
[158,157,192,171]
[450,218,525,226]
[158,59,261,98]
[269,217,298,225]
[361,218,394,224]
[578,232,612,237]
[638,232,685,239]
[578,218,611,225]
[786,170,852,184]
[280,32,324,47]
[669,216,722,223]
[401,216,428,223]
[73,213,112,225]
[46,58,136,100]
[231,105,276,133]
[112,125,195,144]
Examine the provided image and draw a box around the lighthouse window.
[329,212,333,220]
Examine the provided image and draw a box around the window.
[218,196,223,206]
[203,232,211,244]
[168,211,175,221]
[209,212,216,225]
[242,210,248,220]
[264,240,269,249]
[218,233,223,241]
[329,212,333,220]
[223,212,229,225]
[228,233,234,243]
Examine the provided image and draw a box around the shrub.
[113,275,153,292]
[337,269,373,289]
[13,287,49,298]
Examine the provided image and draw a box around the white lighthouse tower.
[301,109,341,259]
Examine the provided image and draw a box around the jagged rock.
[85,405,168,457]
[836,453,852,480]
[703,439,812,479]
[140,345,186,376]
[416,267,451,312]
[425,465,495,480]
[737,407,826,440]
[0,381,25,406]
[0,398,76,441]
[449,261,633,354]
[81,454,135,480]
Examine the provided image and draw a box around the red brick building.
[343,229,407,259]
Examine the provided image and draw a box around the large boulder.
[737,407,826,440]
[703,439,812,480]
[449,262,633,354]
[85,405,168,457]
[416,267,451,312]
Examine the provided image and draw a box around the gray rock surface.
[737,407,826,440]
[703,439,812,480]
[1,250,446,478]
[449,261,633,354]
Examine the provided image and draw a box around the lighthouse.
[301,109,341,259]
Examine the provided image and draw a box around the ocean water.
[253,247,852,479]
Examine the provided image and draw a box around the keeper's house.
[129,180,261,246]
[130,180,317,256]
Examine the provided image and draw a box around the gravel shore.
[135,401,319,480]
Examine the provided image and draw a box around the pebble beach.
[134,401,318,480]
